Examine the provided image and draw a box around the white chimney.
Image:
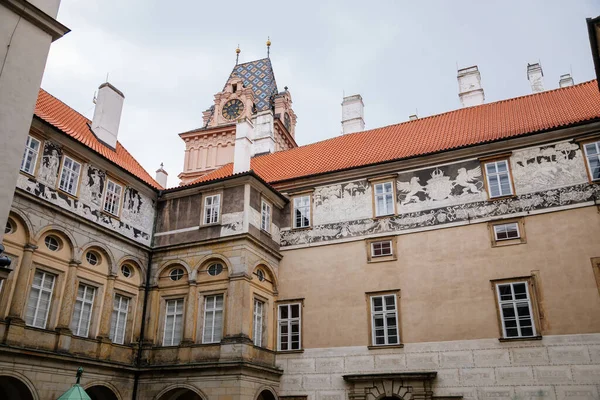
[155,163,168,188]
[91,82,124,149]
[341,94,365,134]
[252,110,275,156]
[409,114,418,121]
[559,73,574,88]
[233,118,254,174]
[457,66,485,107]
[527,63,544,93]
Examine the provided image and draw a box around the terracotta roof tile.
[35,89,162,189]
[190,80,600,186]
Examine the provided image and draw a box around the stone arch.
[7,209,34,243]
[251,260,279,291]
[33,224,77,260]
[154,383,206,400]
[80,241,117,271]
[84,381,122,400]
[0,371,39,400]
[254,386,278,400]
[117,255,146,278]
[193,254,232,277]
[154,259,193,284]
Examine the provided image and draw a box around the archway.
[157,388,203,400]
[0,376,35,400]
[86,385,119,400]
[257,389,277,400]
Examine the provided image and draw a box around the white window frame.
[58,155,82,195]
[203,194,221,225]
[496,282,536,339]
[110,294,129,345]
[493,222,520,241]
[202,294,224,344]
[277,303,301,351]
[103,179,123,216]
[25,270,55,329]
[261,200,272,233]
[163,299,184,346]
[70,283,96,337]
[583,140,600,181]
[253,298,265,347]
[374,181,395,217]
[292,195,311,229]
[371,240,393,257]
[20,135,41,175]
[370,294,400,346]
[484,160,513,198]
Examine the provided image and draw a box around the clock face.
[222,99,244,120]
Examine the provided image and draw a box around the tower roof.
[227,58,278,111]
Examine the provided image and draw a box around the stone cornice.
[343,372,437,382]
[0,0,70,41]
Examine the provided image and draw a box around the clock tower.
[178,44,298,184]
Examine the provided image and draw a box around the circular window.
[121,265,132,278]
[170,268,185,281]
[85,251,99,266]
[256,269,265,282]
[207,263,223,276]
[5,218,15,235]
[44,235,61,251]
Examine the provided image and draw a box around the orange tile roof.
[190,80,600,186]
[35,89,162,189]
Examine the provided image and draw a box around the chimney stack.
[233,118,254,174]
[457,66,484,107]
[155,163,168,188]
[559,73,574,88]
[527,63,544,93]
[341,94,365,135]
[91,82,124,149]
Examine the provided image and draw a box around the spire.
[266,37,271,57]
[235,45,240,65]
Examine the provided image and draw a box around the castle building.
[2,44,600,400]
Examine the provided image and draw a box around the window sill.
[367,256,397,263]
[56,188,79,200]
[498,335,542,343]
[372,214,394,220]
[19,170,36,180]
[291,226,311,232]
[368,344,404,350]
[201,222,221,228]
[101,210,120,220]
[276,349,304,354]
[487,194,517,202]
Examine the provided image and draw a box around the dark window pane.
[521,327,534,337]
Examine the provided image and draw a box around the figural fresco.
[313,180,372,225]
[37,142,62,187]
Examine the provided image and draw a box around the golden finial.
[266,37,271,57]
[235,44,240,65]
[235,45,241,54]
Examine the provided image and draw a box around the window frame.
[102,177,124,217]
[481,157,515,199]
[291,194,312,229]
[202,293,225,344]
[366,290,402,348]
[162,298,184,346]
[20,135,42,176]
[365,236,397,263]
[70,283,97,338]
[109,293,130,345]
[371,179,396,218]
[582,139,600,182]
[202,193,222,225]
[277,300,303,352]
[253,297,265,347]
[57,154,83,197]
[25,269,56,329]
[488,218,526,247]
[261,199,272,233]
[491,276,542,341]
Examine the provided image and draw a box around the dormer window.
[232,84,237,93]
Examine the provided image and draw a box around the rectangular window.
[109,294,129,345]
[253,299,265,347]
[58,156,82,195]
[374,181,394,216]
[203,294,224,343]
[293,195,311,228]
[261,200,271,232]
[20,136,41,175]
[278,303,301,351]
[70,284,96,337]
[204,194,221,224]
[496,282,536,338]
[493,222,520,241]
[371,240,393,257]
[103,179,123,216]
[163,299,184,346]
[370,294,399,346]
[583,141,600,181]
[485,160,513,198]
[25,270,55,329]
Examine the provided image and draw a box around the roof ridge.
[40,88,92,124]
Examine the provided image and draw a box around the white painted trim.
[154,226,200,237]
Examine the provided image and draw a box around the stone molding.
[0,0,70,41]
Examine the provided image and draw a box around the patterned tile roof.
[189,80,600,186]
[227,58,278,111]
[35,89,162,189]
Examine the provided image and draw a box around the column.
[56,260,80,330]
[97,275,116,338]
[8,243,37,321]
[183,149,190,172]
[224,273,252,340]
[132,285,145,342]
[144,286,159,343]
[182,281,197,344]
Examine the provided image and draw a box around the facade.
[1,52,600,400]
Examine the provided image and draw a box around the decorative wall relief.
[511,142,588,194]
[38,141,62,187]
[121,187,154,230]
[313,180,371,225]
[79,165,105,207]
[397,160,487,213]
[221,212,244,236]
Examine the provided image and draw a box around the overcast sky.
[41,0,600,188]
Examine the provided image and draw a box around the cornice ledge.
[0,0,70,41]
[343,372,437,382]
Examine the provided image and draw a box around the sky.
[41,0,600,188]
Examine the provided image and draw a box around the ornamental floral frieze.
[313,180,371,225]
[280,183,599,247]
